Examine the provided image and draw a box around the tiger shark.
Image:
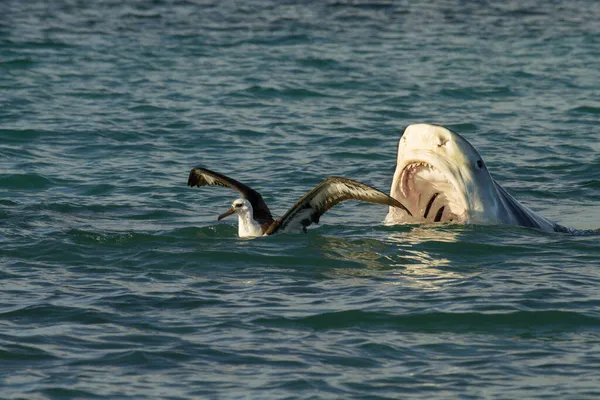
[384,123,571,233]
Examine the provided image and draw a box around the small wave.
[439,86,516,100]
[67,229,160,246]
[447,123,479,132]
[0,344,58,362]
[0,128,45,140]
[7,38,73,49]
[569,106,600,115]
[338,137,383,147]
[38,388,100,399]
[328,1,396,10]
[81,183,117,196]
[0,58,35,69]
[128,104,167,113]
[581,180,600,189]
[245,34,311,46]
[65,225,235,246]
[233,85,328,99]
[0,173,54,190]
[0,199,18,206]
[26,202,132,214]
[296,57,340,69]
[0,303,114,325]
[328,151,384,160]
[255,310,600,332]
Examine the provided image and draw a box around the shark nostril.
[437,138,448,147]
[477,159,484,169]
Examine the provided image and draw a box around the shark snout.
[401,124,453,153]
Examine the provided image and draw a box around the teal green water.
[1,1,600,399]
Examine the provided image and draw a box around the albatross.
[187,167,412,237]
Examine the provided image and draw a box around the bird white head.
[218,198,252,221]
[217,198,263,237]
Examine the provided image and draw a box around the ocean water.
[1,0,600,398]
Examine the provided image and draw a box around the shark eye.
[477,159,484,169]
[235,203,242,208]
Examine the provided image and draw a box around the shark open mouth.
[393,162,466,223]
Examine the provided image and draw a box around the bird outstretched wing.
[265,177,411,234]
[187,167,274,224]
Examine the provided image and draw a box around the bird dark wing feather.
[265,177,411,235]
[187,167,274,224]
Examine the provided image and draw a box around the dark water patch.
[0,128,47,140]
[164,225,236,239]
[581,180,600,189]
[121,11,162,20]
[309,136,343,147]
[231,128,268,138]
[439,86,517,100]
[497,6,548,17]
[296,57,340,69]
[234,85,328,100]
[39,387,103,399]
[0,58,35,69]
[64,225,239,249]
[0,173,54,189]
[244,33,312,47]
[128,209,184,221]
[370,107,413,119]
[338,137,383,147]
[26,202,135,216]
[328,1,395,11]
[447,122,479,133]
[127,105,167,113]
[7,38,74,50]
[0,199,18,206]
[60,89,127,100]
[100,294,222,315]
[80,183,117,196]
[69,349,190,369]
[0,344,58,362]
[256,310,600,333]
[328,151,386,160]
[569,105,600,115]
[0,304,114,325]
[165,120,193,129]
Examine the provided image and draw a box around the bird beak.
[217,207,235,221]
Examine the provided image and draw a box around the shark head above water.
[385,123,568,233]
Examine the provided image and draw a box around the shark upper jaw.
[385,124,502,225]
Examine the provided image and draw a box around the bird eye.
[477,160,484,169]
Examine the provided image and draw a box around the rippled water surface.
[1,1,600,398]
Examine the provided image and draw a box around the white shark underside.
[385,124,570,233]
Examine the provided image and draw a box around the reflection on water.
[316,226,474,287]
[318,235,390,271]
[384,227,469,288]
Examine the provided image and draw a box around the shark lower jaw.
[389,161,468,224]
